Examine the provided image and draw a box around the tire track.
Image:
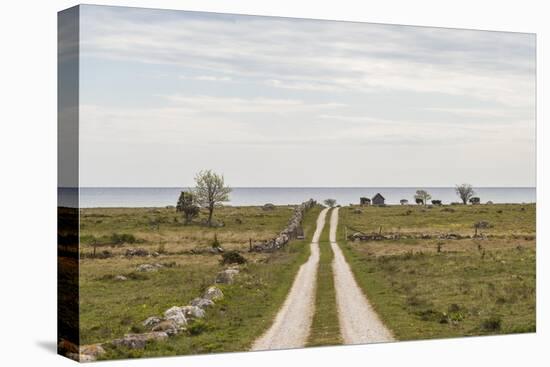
[330,207,394,344]
[251,208,329,351]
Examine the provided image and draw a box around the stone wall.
[250,199,317,252]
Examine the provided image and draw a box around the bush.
[211,234,221,249]
[480,315,502,332]
[187,320,211,336]
[221,250,247,265]
[110,233,137,245]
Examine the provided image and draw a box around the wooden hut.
[360,197,371,206]
[372,193,385,205]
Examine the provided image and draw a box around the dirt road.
[251,208,329,351]
[330,207,394,344]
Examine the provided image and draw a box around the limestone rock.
[136,264,157,272]
[215,269,239,284]
[142,316,162,328]
[125,248,149,257]
[111,332,169,349]
[151,320,179,336]
[79,344,105,361]
[190,297,215,309]
[203,286,224,301]
[164,306,187,326]
[114,275,127,281]
[181,305,206,319]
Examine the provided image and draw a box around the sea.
[59,187,536,208]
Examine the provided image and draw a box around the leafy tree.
[455,184,475,204]
[324,198,337,208]
[414,190,431,206]
[194,170,231,226]
[176,191,200,225]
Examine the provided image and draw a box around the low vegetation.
[342,203,535,237]
[79,205,323,358]
[339,203,536,340]
[307,209,342,347]
[79,205,296,255]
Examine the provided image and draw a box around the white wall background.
[0,1,547,366]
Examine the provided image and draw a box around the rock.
[79,354,96,363]
[181,305,206,319]
[125,248,149,257]
[153,263,164,268]
[151,320,179,336]
[142,316,162,328]
[215,269,239,284]
[111,332,169,349]
[164,306,187,326]
[190,297,215,309]
[262,203,276,211]
[79,344,105,361]
[151,251,160,257]
[136,264,158,272]
[203,286,224,301]
[114,275,127,281]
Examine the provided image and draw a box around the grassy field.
[307,208,342,347]
[338,204,536,340]
[343,203,535,237]
[80,205,296,255]
[79,205,323,359]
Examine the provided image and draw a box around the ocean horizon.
[60,187,536,208]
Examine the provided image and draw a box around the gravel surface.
[330,207,395,344]
[251,208,329,351]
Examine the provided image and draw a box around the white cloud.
[77,5,536,187]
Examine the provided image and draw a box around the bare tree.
[414,190,431,206]
[324,198,337,208]
[455,184,475,205]
[194,170,231,226]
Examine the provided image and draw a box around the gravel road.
[251,207,329,351]
[330,207,395,344]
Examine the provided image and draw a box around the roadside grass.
[338,204,536,340]
[80,205,323,359]
[342,204,535,237]
[80,205,295,254]
[307,208,342,347]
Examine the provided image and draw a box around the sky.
[77,5,536,187]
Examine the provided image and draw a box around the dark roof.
[372,193,385,200]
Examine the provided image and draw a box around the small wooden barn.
[372,193,385,205]
[360,197,371,206]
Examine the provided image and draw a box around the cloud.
[77,5,536,187]
[80,5,535,108]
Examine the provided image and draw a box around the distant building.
[360,197,371,206]
[372,193,385,205]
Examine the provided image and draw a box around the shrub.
[187,320,211,336]
[110,233,137,245]
[221,250,247,265]
[157,243,166,254]
[480,315,502,332]
[262,203,276,211]
[211,234,221,249]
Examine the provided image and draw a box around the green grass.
[80,205,296,254]
[79,205,324,359]
[338,204,536,341]
[307,208,342,347]
[342,203,535,237]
